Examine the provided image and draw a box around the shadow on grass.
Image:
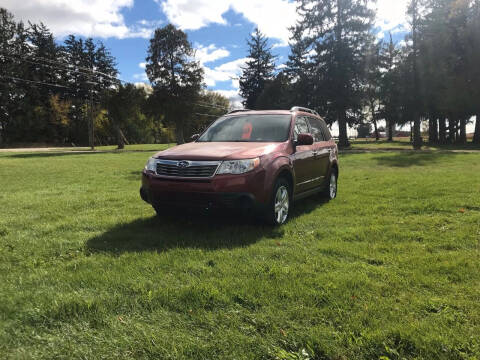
[372,152,459,167]
[7,149,160,159]
[86,198,326,254]
[352,140,412,146]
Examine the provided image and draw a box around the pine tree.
[292,0,376,148]
[239,28,276,109]
[379,34,402,142]
[365,40,383,141]
[468,0,480,144]
[146,24,204,144]
[285,23,318,110]
[407,0,424,149]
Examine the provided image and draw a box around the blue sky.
[4,0,411,107]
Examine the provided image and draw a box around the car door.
[307,116,331,182]
[292,116,318,194]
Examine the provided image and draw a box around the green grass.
[0,148,479,359]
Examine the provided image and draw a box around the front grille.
[155,160,219,178]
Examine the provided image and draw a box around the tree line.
[239,0,480,148]
[1,1,480,149]
[0,8,229,148]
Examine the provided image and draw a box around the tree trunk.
[338,110,349,148]
[413,116,422,150]
[438,116,446,144]
[473,114,480,144]
[410,122,413,142]
[373,119,379,141]
[448,118,456,144]
[458,118,467,144]
[387,119,394,142]
[428,118,438,144]
[115,123,124,150]
[175,120,185,145]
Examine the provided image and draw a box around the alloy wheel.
[329,173,337,199]
[274,185,289,224]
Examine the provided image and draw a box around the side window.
[293,116,310,141]
[307,117,325,142]
[319,118,332,140]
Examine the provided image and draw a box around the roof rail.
[227,109,251,114]
[290,106,319,116]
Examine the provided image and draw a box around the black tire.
[322,167,338,200]
[153,204,168,217]
[265,178,291,226]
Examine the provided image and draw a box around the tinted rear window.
[197,115,292,143]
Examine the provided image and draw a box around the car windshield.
[197,114,292,143]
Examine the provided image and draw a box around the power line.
[2,53,234,111]
[194,112,222,118]
[0,51,125,84]
[193,102,229,111]
[0,74,72,89]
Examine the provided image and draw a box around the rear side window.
[307,117,325,142]
[319,119,332,140]
[293,116,310,140]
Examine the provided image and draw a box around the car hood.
[154,142,286,161]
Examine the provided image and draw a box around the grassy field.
[351,138,480,151]
[0,147,479,359]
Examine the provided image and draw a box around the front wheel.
[265,178,291,226]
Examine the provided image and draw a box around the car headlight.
[217,158,260,175]
[145,157,157,172]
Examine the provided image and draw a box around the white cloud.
[3,0,155,39]
[139,62,146,69]
[159,0,410,43]
[203,57,248,88]
[156,0,297,43]
[375,0,409,33]
[194,44,230,65]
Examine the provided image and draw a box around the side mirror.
[297,133,314,146]
[191,134,200,142]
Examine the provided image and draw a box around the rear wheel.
[265,178,291,225]
[322,168,338,200]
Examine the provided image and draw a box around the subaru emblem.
[177,160,190,168]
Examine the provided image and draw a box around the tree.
[467,0,480,144]
[365,41,383,141]
[292,0,376,148]
[256,72,293,110]
[0,8,18,144]
[285,25,318,110]
[357,123,372,138]
[105,84,148,149]
[63,35,118,146]
[407,0,424,149]
[187,91,230,138]
[145,24,204,144]
[239,28,276,109]
[379,34,402,141]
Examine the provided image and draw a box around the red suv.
[140,107,339,225]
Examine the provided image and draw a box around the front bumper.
[140,168,268,211]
